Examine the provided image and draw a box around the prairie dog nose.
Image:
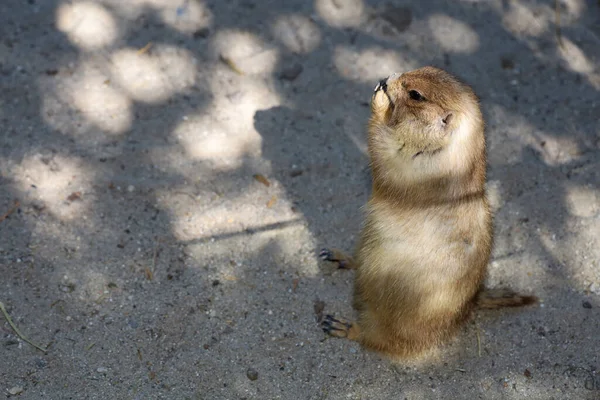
[375,78,388,92]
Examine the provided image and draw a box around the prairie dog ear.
[442,112,453,126]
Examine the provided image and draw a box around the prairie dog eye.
[408,90,424,101]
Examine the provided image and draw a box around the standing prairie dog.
[320,67,535,360]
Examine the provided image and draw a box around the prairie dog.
[320,67,535,360]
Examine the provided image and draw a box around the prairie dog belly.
[355,200,490,316]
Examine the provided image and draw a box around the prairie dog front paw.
[371,81,391,118]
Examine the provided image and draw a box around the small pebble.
[127,185,135,193]
[582,301,592,309]
[246,368,258,381]
[501,57,515,70]
[8,387,23,395]
[97,367,108,373]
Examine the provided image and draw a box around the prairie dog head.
[368,67,485,193]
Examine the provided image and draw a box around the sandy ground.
[1,0,599,399]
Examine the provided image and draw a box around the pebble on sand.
[246,368,259,381]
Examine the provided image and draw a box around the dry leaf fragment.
[137,42,153,55]
[0,200,19,223]
[292,278,299,292]
[266,195,277,208]
[253,174,270,187]
[524,369,532,379]
[219,54,244,75]
[67,192,82,202]
[0,301,48,353]
[144,267,153,281]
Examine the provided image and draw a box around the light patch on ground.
[213,30,279,75]
[539,215,600,291]
[565,186,599,218]
[561,0,586,20]
[272,14,322,54]
[209,79,281,124]
[559,38,594,74]
[502,2,550,37]
[174,73,280,168]
[111,45,197,103]
[573,223,600,291]
[175,117,257,168]
[333,46,413,82]
[40,60,136,136]
[557,38,600,88]
[428,14,479,53]
[486,180,505,213]
[185,225,319,278]
[12,154,93,220]
[152,0,212,34]
[535,133,583,166]
[158,190,281,241]
[314,0,365,28]
[487,255,538,293]
[274,228,319,276]
[42,45,198,137]
[56,1,118,50]
[66,62,132,134]
[156,180,318,277]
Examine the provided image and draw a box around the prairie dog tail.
[476,288,537,309]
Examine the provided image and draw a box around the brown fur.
[476,288,537,309]
[321,67,536,360]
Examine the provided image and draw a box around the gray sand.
[1,0,599,398]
